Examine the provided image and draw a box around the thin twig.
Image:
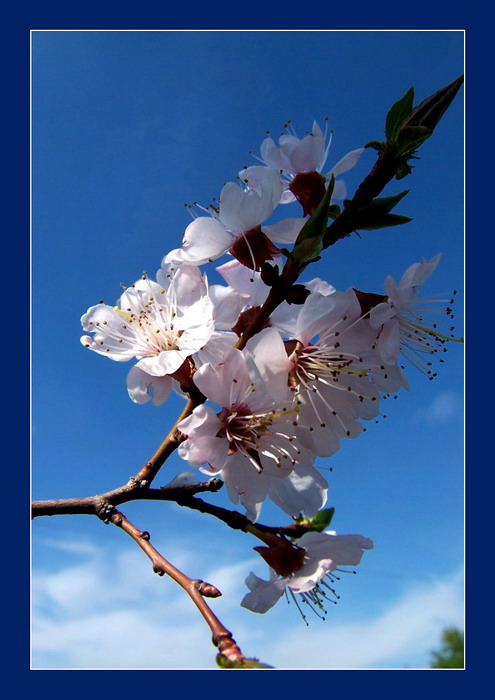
[110,508,249,664]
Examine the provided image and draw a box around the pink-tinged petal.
[369,300,397,327]
[331,179,347,200]
[268,463,328,518]
[216,259,270,305]
[208,284,245,329]
[399,253,442,289]
[222,452,272,519]
[169,264,207,309]
[174,298,215,342]
[296,414,342,458]
[372,363,410,393]
[218,183,264,233]
[377,319,401,365]
[195,331,237,367]
[305,278,336,296]
[193,348,251,407]
[240,573,288,613]
[279,189,297,204]
[246,327,292,405]
[238,165,278,195]
[299,531,374,566]
[220,169,283,232]
[136,349,189,377]
[294,290,353,345]
[261,136,292,171]
[289,123,326,173]
[326,148,364,177]
[262,217,307,244]
[126,366,172,405]
[178,434,229,470]
[164,217,234,265]
[178,404,224,438]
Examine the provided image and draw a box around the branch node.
[139,530,151,541]
[95,501,115,523]
[213,630,233,648]
[129,473,150,489]
[193,579,222,598]
[153,565,165,576]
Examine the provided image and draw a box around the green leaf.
[357,213,413,230]
[364,189,410,213]
[305,507,335,533]
[399,74,464,135]
[294,176,335,243]
[216,654,274,669]
[364,139,386,153]
[349,190,411,231]
[396,125,432,155]
[395,161,414,180]
[385,87,415,140]
[289,176,335,268]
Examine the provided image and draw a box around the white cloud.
[256,568,465,669]
[416,391,462,424]
[31,537,464,670]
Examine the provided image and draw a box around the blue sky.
[31,29,464,670]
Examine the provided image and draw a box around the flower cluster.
[80,121,458,613]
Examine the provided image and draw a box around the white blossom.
[241,530,373,614]
[164,167,305,269]
[80,265,218,404]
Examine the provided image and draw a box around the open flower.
[242,120,364,212]
[241,530,373,614]
[164,167,305,270]
[178,345,310,473]
[368,254,461,378]
[246,290,381,458]
[80,264,218,404]
[177,344,318,519]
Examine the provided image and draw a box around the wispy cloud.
[31,538,464,670]
[257,568,464,669]
[415,391,462,424]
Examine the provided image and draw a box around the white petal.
[246,327,292,404]
[136,349,189,376]
[327,148,364,177]
[169,264,207,309]
[240,574,288,613]
[268,463,328,518]
[126,366,172,405]
[193,348,252,407]
[178,434,229,469]
[208,284,245,328]
[164,217,234,265]
[399,253,442,289]
[262,217,307,244]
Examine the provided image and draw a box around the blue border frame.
[13,2,482,692]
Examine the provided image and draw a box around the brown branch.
[31,478,223,518]
[323,151,401,248]
[110,508,249,665]
[174,494,314,540]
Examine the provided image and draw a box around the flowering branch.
[32,75,463,668]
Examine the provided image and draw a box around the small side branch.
[110,509,250,665]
